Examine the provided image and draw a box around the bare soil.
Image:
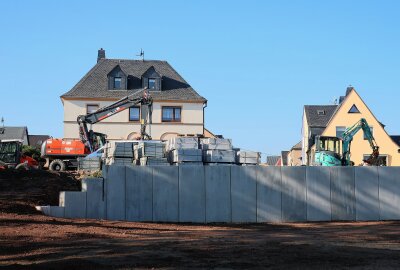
[1,170,400,269]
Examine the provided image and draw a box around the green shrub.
[22,145,41,160]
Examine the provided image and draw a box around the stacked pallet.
[236,150,261,165]
[201,138,235,164]
[134,141,169,166]
[104,141,135,166]
[77,157,101,172]
[167,137,202,165]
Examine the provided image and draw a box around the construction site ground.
[1,170,400,269]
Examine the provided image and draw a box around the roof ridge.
[105,58,167,62]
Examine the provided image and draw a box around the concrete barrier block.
[378,167,400,220]
[306,167,331,221]
[36,205,50,216]
[231,166,257,223]
[205,165,231,223]
[331,167,355,221]
[49,206,65,218]
[179,166,206,223]
[82,178,105,219]
[60,191,87,219]
[355,167,379,221]
[153,166,179,222]
[126,166,153,222]
[105,165,126,221]
[281,167,306,222]
[257,166,282,222]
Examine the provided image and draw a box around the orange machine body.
[43,139,89,156]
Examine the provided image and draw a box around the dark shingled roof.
[304,105,338,127]
[0,126,29,145]
[281,151,289,166]
[61,59,206,102]
[266,156,280,166]
[390,136,400,147]
[29,135,50,148]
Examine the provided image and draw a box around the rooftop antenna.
[1,117,4,128]
[137,48,144,61]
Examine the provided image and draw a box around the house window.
[336,126,346,138]
[114,77,122,89]
[162,107,181,122]
[148,78,156,89]
[364,126,373,140]
[129,107,140,121]
[317,110,326,116]
[348,104,360,113]
[86,104,99,114]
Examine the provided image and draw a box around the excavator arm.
[77,89,153,152]
[341,118,380,165]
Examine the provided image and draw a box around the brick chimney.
[346,85,354,96]
[97,48,106,62]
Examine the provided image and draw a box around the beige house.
[287,141,302,166]
[61,49,207,141]
[302,87,400,166]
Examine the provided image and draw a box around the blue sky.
[1,1,399,156]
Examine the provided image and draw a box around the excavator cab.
[0,139,39,170]
[0,140,22,167]
[314,136,343,166]
[89,131,107,152]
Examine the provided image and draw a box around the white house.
[61,49,208,141]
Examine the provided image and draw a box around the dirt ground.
[1,171,400,269]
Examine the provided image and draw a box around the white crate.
[167,137,199,151]
[170,149,202,163]
[105,141,135,158]
[236,151,260,164]
[203,150,236,163]
[201,138,232,150]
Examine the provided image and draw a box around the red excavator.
[41,89,153,171]
[0,139,39,170]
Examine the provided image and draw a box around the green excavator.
[314,118,385,166]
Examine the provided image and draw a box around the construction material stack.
[167,137,202,165]
[201,138,236,164]
[135,141,169,166]
[236,150,261,165]
[104,141,135,166]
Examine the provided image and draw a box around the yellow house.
[308,87,400,166]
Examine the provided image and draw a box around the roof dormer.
[142,66,161,91]
[108,65,127,90]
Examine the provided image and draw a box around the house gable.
[320,88,400,165]
[107,65,127,90]
[141,66,162,91]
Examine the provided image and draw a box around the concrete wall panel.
[231,166,257,223]
[179,166,206,222]
[61,191,87,219]
[306,167,331,221]
[125,166,153,221]
[82,178,105,219]
[205,166,231,223]
[105,165,126,220]
[281,167,306,222]
[49,206,65,218]
[153,166,179,222]
[355,167,379,221]
[378,167,400,220]
[257,166,282,222]
[331,167,355,221]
